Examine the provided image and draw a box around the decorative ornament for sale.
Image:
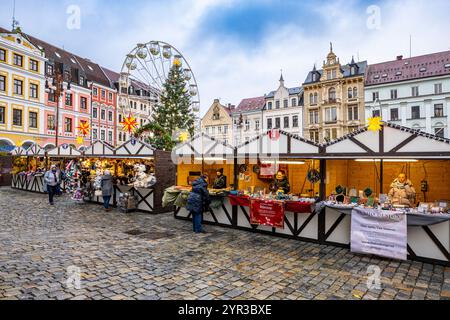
[368,117,382,132]
[268,129,280,141]
[77,121,90,137]
[120,114,138,134]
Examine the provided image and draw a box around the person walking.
[186,175,210,233]
[44,165,60,205]
[101,170,114,212]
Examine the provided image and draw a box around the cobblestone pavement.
[0,188,449,300]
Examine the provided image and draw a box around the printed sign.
[351,207,407,261]
[250,198,285,228]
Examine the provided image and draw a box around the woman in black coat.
[186,175,210,233]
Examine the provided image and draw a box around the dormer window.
[373,75,380,79]
[395,71,402,76]
[212,106,220,120]
[419,67,427,72]
[382,73,388,78]
[445,63,450,68]
[350,66,356,75]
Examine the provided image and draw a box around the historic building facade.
[365,51,450,138]
[263,74,304,136]
[303,44,367,143]
[201,99,233,145]
[0,28,47,149]
[231,96,265,146]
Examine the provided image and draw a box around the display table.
[320,204,450,265]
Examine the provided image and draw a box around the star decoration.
[76,136,84,144]
[120,114,138,134]
[77,121,90,137]
[368,117,382,132]
[179,131,190,142]
[173,57,182,67]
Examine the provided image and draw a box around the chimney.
[396,55,403,61]
[214,98,220,103]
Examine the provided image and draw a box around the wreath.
[307,169,321,184]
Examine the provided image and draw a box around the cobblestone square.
[1,188,449,300]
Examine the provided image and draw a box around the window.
[93,88,98,96]
[29,111,38,128]
[101,130,105,141]
[411,106,420,119]
[255,120,260,131]
[93,107,98,119]
[29,83,38,99]
[224,125,228,134]
[108,111,113,122]
[101,109,106,120]
[434,104,444,117]
[327,70,332,80]
[332,69,337,79]
[435,127,445,138]
[48,89,55,102]
[0,75,5,92]
[348,88,353,99]
[65,118,73,132]
[372,110,381,117]
[29,59,38,72]
[390,89,398,100]
[291,98,297,107]
[293,116,299,128]
[435,83,443,94]
[325,129,338,141]
[109,92,113,101]
[284,116,289,128]
[218,125,222,134]
[0,49,6,62]
[348,105,359,121]
[108,131,113,142]
[267,118,273,129]
[140,104,143,111]
[101,90,106,99]
[390,108,399,121]
[267,102,272,110]
[0,106,5,124]
[80,97,87,110]
[309,110,319,124]
[283,99,288,108]
[47,115,55,130]
[93,129,98,140]
[13,79,23,95]
[275,100,280,109]
[47,64,54,76]
[65,93,72,106]
[328,88,336,102]
[211,127,215,135]
[314,93,318,104]
[325,107,337,123]
[412,86,419,97]
[245,120,250,131]
[118,132,122,142]
[13,109,22,126]
[119,114,122,123]
[13,54,23,67]
[372,92,379,102]
[64,70,71,82]
[310,131,319,143]
[205,127,209,135]
[79,76,85,86]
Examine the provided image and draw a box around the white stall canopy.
[174,133,235,164]
[237,129,321,159]
[114,139,155,158]
[323,123,450,159]
[25,144,46,157]
[47,144,83,157]
[84,141,115,158]
[10,147,27,156]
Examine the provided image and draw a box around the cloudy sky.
[1,0,450,115]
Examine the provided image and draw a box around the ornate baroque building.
[303,44,367,143]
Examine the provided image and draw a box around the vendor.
[269,170,291,194]
[213,168,227,189]
[388,173,416,207]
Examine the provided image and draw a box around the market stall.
[11,144,47,193]
[319,123,450,265]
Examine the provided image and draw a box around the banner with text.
[250,199,285,229]
[351,207,407,261]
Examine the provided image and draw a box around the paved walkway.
[0,188,449,300]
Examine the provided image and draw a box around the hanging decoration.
[77,121,90,137]
[178,131,190,143]
[76,136,84,144]
[120,113,138,134]
[368,117,382,132]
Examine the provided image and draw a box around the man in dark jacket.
[213,168,227,189]
[186,175,210,233]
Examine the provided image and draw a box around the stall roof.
[25,144,46,157]
[114,139,155,158]
[47,144,83,157]
[174,133,235,158]
[237,129,321,158]
[84,141,115,158]
[322,122,450,159]
[10,147,27,156]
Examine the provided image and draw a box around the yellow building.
[302,44,367,143]
[201,99,233,145]
[0,28,47,149]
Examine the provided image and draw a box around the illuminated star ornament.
[173,57,182,67]
[120,113,138,134]
[77,121,90,137]
[76,136,84,144]
[368,117,383,132]
[179,131,190,143]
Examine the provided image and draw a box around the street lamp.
[45,69,72,147]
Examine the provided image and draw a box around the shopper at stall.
[269,170,291,194]
[44,165,60,205]
[186,175,211,233]
[213,168,227,189]
[388,173,416,207]
[101,170,114,212]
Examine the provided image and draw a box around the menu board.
[250,198,285,228]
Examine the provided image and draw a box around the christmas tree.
[138,60,195,150]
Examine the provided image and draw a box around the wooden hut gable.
[237,136,260,156]
[261,133,288,155]
[352,130,380,153]
[290,138,320,154]
[397,136,450,153]
[85,141,115,156]
[326,139,368,154]
[383,126,414,152]
[47,144,82,157]
[115,140,154,157]
[11,147,26,156]
[25,144,45,156]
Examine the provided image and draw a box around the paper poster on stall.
[250,198,284,229]
[351,207,407,261]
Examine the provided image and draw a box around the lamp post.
[45,70,71,147]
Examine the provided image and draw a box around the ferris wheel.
[118,41,200,118]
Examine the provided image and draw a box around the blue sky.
[1,0,450,114]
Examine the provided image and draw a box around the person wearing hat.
[186,174,211,233]
[213,168,227,189]
[44,165,61,205]
[269,170,291,194]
